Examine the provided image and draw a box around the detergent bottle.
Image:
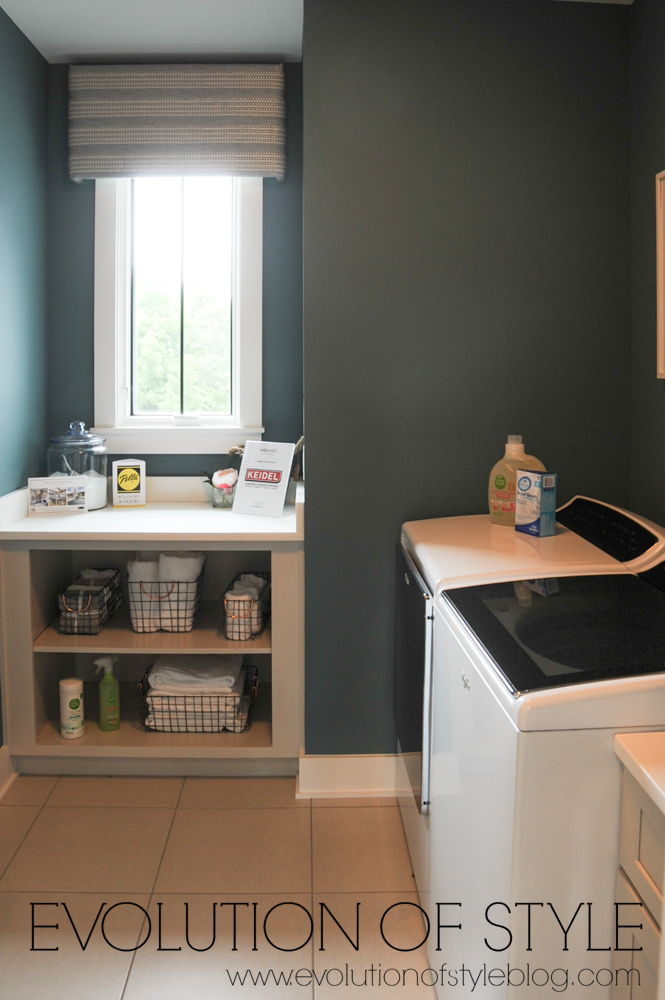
[488,435,545,526]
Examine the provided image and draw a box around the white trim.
[296,753,398,799]
[235,177,263,432]
[0,747,17,802]
[93,176,263,453]
[94,178,131,430]
[93,425,264,455]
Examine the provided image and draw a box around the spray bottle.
[95,656,120,731]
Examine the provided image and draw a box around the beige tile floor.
[0,776,437,998]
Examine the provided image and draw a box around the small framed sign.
[232,441,295,517]
[28,477,87,514]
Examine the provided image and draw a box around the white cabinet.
[614,733,665,999]
[0,485,304,777]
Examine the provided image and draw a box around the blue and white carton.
[515,470,557,537]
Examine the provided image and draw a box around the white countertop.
[614,732,665,815]
[0,479,304,543]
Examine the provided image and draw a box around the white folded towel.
[127,558,161,631]
[239,573,267,592]
[224,575,268,639]
[156,553,205,631]
[127,558,159,582]
[159,579,199,632]
[147,667,246,702]
[159,552,205,582]
[147,654,243,692]
[226,584,261,601]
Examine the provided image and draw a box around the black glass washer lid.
[443,573,665,694]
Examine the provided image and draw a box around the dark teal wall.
[0,9,48,493]
[0,9,48,748]
[46,65,95,439]
[628,0,665,524]
[303,0,631,754]
[46,63,303,468]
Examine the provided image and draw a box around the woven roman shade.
[69,64,285,181]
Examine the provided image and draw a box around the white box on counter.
[515,470,557,537]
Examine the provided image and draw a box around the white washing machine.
[396,497,665,998]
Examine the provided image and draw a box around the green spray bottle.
[95,656,120,731]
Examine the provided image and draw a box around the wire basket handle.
[61,594,92,614]
[139,581,176,601]
[224,597,254,620]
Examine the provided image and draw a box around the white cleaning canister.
[59,677,84,739]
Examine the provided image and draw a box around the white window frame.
[92,176,264,454]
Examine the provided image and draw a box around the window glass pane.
[131,177,234,416]
[182,177,233,415]
[132,177,182,415]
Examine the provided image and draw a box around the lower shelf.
[33,681,272,757]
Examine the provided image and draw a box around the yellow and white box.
[113,459,146,506]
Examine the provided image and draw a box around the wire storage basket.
[137,666,258,733]
[58,569,122,635]
[127,573,203,633]
[223,572,271,640]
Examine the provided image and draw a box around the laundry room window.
[93,175,263,455]
[132,176,233,417]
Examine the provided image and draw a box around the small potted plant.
[202,467,239,508]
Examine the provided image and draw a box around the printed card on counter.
[232,441,295,517]
[28,477,87,514]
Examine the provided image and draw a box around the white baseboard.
[0,747,17,802]
[296,753,398,799]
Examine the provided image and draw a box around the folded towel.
[156,553,204,631]
[146,705,249,725]
[148,654,243,692]
[127,558,159,582]
[158,579,199,632]
[80,568,117,581]
[224,577,268,638]
[147,667,246,703]
[226,584,261,601]
[127,559,161,631]
[158,552,205,582]
[239,573,267,592]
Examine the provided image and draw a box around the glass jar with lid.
[47,421,108,510]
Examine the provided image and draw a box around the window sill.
[91,426,264,455]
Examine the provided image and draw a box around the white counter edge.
[614,731,665,815]
[0,478,304,542]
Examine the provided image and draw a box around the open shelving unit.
[0,486,304,777]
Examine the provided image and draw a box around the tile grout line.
[119,777,186,1000]
[119,777,313,998]
[0,775,63,884]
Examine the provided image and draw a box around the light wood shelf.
[33,601,272,655]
